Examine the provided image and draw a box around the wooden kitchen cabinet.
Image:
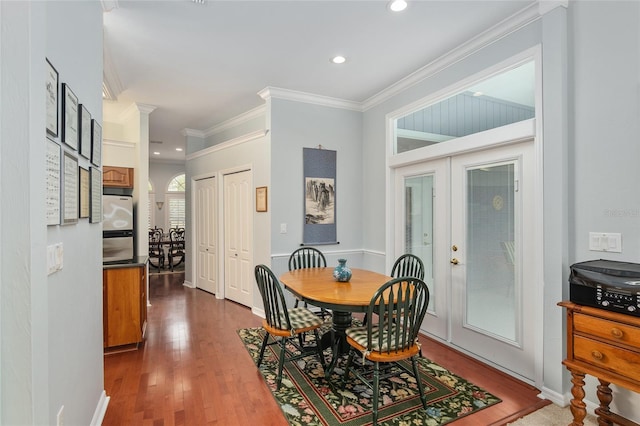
[103,166,134,188]
[103,264,147,349]
[558,301,640,426]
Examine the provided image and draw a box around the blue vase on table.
[333,259,352,282]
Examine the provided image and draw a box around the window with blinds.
[167,195,185,229]
[166,174,186,230]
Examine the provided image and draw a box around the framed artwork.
[45,58,59,137]
[91,119,102,166]
[90,167,102,223]
[79,105,92,159]
[79,166,90,218]
[62,151,78,224]
[61,83,78,150]
[46,138,61,225]
[256,186,268,212]
[303,147,338,245]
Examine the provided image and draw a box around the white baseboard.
[183,279,195,288]
[538,387,597,416]
[90,390,110,426]
[537,386,566,406]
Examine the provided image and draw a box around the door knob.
[450,258,459,265]
[452,245,458,252]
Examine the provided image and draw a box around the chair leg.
[372,361,380,426]
[276,338,287,390]
[411,356,428,410]
[313,329,325,368]
[257,333,270,367]
[341,349,355,389]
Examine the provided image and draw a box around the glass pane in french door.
[404,175,434,312]
[466,163,516,341]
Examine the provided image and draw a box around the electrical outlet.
[57,405,64,426]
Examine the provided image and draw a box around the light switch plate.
[589,232,622,253]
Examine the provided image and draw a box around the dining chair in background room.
[363,253,425,326]
[148,228,165,272]
[341,276,430,426]
[168,227,185,271]
[288,247,331,320]
[254,264,327,390]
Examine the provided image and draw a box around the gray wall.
[568,1,640,418]
[1,1,104,425]
[269,98,365,275]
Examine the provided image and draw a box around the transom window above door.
[394,60,535,154]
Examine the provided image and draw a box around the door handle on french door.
[450,258,459,265]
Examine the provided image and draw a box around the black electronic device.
[569,259,640,317]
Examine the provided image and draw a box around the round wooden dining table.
[279,266,392,374]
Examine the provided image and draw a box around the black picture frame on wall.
[61,83,79,150]
[79,166,90,219]
[90,167,102,224]
[91,119,102,167]
[79,104,92,159]
[62,151,78,225]
[45,58,59,137]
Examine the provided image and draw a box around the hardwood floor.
[103,272,548,426]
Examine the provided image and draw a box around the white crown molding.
[118,102,157,122]
[362,1,543,111]
[186,130,267,161]
[538,0,568,15]
[101,0,119,13]
[258,87,362,112]
[103,40,123,101]
[149,157,186,166]
[104,138,136,148]
[182,128,206,138]
[203,104,266,137]
[136,103,157,115]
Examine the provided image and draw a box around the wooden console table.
[558,301,640,426]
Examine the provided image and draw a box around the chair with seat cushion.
[148,228,165,272]
[363,253,425,325]
[341,276,430,426]
[288,247,330,320]
[391,253,425,281]
[254,264,326,390]
[168,227,185,271]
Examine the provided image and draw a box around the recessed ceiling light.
[473,91,484,97]
[153,151,160,155]
[176,148,183,152]
[331,56,346,64]
[389,0,407,12]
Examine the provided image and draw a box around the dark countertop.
[103,256,149,270]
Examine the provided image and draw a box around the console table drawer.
[574,335,640,378]
[574,313,640,348]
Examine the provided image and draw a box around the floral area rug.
[238,327,501,426]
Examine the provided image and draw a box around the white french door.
[195,177,216,294]
[395,140,536,381]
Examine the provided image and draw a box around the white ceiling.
[102,0,536,162]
